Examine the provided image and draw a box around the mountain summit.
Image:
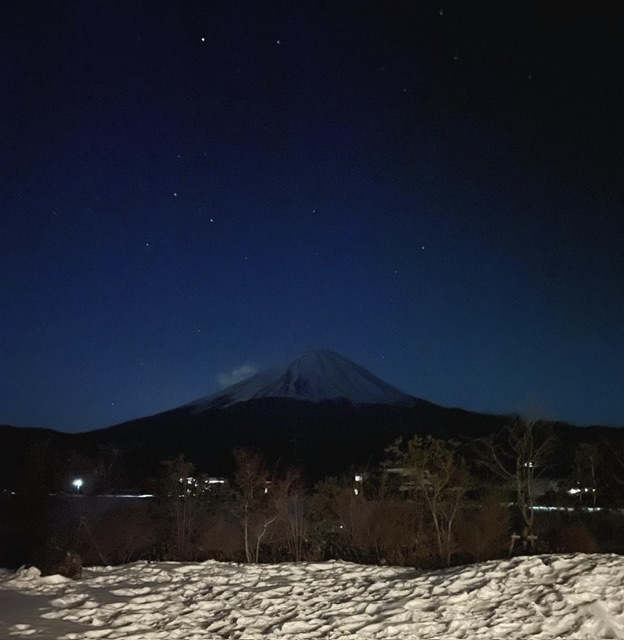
[190,350,419,411]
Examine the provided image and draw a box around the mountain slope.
[189,350,420,410]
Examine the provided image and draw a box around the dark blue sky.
[2,1,623,432]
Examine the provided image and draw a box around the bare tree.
[157,455,199,560]
[477,416,556,541]
[274,468,307,561]
[308,475,366,560]
[232,450,277,562]
[595,433,624,506]
[386,436,471,566]
[570,442,602,507]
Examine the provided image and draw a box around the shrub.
[548,523,600,554]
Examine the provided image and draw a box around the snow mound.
[2,554,624,639]
[190,349,419,411]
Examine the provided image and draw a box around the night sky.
[2,1,623,433]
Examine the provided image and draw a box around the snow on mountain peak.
[189,350,418,411]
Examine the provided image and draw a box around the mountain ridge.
[0,347,619,487]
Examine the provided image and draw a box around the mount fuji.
[189,350,421,410]
[0,350,512,486]
[81,350,509,482]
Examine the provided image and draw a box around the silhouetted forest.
[3,417,624,574]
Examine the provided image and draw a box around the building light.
[354,475,363,482]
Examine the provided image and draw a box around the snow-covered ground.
[2,554,624,639]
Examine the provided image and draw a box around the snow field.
[2,554,624,639]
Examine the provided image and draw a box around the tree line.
[5,415,624,572]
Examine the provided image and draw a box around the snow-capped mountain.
[189,350,419,411]
[0,350,512,488]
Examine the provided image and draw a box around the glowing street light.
[72,478,84,493]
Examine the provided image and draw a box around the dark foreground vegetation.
[3,416,624,575]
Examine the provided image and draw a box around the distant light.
[534,505,602,512]
[354,475,363,482]
[72,478,84,491]
[568,487,595,495]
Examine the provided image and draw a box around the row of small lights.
[70,474,595,501]
[70,476,226,495]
